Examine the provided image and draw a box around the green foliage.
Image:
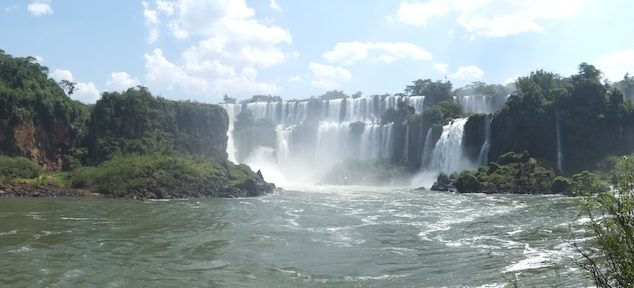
[551,176,571,194]
[451,152,556,194]
[613,73,634,103]
[454,170,480,193]
[576,156,634,287]
[0,155,43,179]
[70,154,262,198]
[491,64,634,173]
[87,87,228,164]
[405,79,453,108]
[0,50,90,169]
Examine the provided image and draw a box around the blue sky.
[1,0,634,103]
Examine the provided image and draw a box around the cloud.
[107,72,140,90]
[27,0,52,16]
[395,0,451,27]
[50,69,101,103]
[504,75,519,84]
[308,62,351,90]
[142,1,160,44]
[595,48,634,81]
[139,0,291,100]
[144,48,280,100]
[323,41,432,66]
[288,75,303,82]
[448,65,485,81]
[394,0,590,37]
[270,0,282,12]
[433,63,448,74]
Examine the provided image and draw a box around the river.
[0,186,591,287]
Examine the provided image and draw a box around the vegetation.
[87,87,228,164]
[490,64,634,173]
[70,154,273,198]
[0,49,89,170]
[576,156,634,287]
[404,79,453,107]
[0,155,42,180]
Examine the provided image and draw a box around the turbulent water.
[1,188,590,287]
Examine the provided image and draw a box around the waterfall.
[220,103,242,163]
[477,114,492,165]
[429,118,469,174]
[556,111,564,173]
[220,95,428,184]
[453,95,496,114]
[403,124,410,162]
[421,128,434,168]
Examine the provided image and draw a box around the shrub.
[576,156,634,287]
[0,155,43,179]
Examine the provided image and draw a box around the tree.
[576,156,634,287]
[222,94,236,104]
[59,79,76,96]
[405,79,453,108]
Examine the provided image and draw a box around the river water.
[0,186,591,287]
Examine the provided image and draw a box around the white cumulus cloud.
[595,48,634,82]
[144,48,280,100]
[50,69,101,104]
[308,62,351,90]
[323,41,432,66]
[395,0,452,28]
[139,0,291,100]
[448,65,485,81]
[107,72,140,91]
[288,75,303,82]
[270,0,282,12]
[434,63,448,74]
[27,0,52,16]
[395,0,591,37]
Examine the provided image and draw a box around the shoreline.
[0,182,102,198]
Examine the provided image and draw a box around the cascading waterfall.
[429,118,470,174]
[453,95,496,114]
[220,103,242,162]
[221,95,427,184]
[420,128,434,168]
[556,111,564,173]
[403,124,410,162]
[477,114,492,165]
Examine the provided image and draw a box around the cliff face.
[87,87,229,164]
[0,50,88,170]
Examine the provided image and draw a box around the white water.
[221,95,426,185]
[420,128,434,168]
[453,95,497,114]
[477,114,492,165]
[221,104,242,163]
[429,118,473,174]
[556,111,564,173]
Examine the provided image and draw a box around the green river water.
[0,186,591,287]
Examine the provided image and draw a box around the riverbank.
[0,181,101,198]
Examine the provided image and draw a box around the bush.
[69,153,264,198]
[576,156,634,287]
[0,155,43,179]
[551,176,571,194]
[454,171,481,193]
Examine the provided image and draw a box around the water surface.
[0,187,590,287]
